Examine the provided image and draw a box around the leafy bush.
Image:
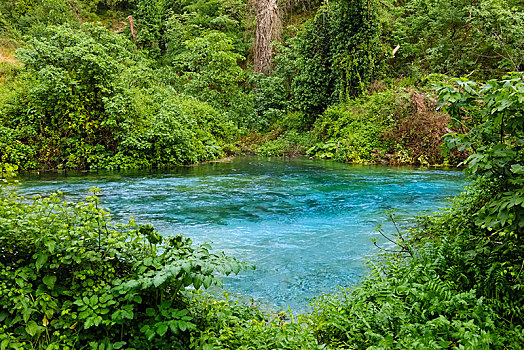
[0,24,241,171]
[168,30,256,129]
[0,0,79,40]
[284,0,382,117]
[111,89,238,168]
[163,0,249,58]
[312,103,390,163]
[310,88,406,163]
[3,23,136,170]
[248,72,291,131]
[189,293,323,349]
[387,0,524,79]
[309,233,524,348]
[0,187,249,349]
[257,130,315,157]
[437,74,524,240]
[308,85,467,165]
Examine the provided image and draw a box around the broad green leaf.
[25,320,39,337]
[156,323,168,336]
[35,253,49,271]
[44,240,56,254]
[231,262,240,275]
[42,275,57,290]
[510,164,524,174]
[192,275,202,290]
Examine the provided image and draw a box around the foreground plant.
[307,74,524,349]
[0,187,249,349]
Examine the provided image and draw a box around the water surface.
[18,157,465,311]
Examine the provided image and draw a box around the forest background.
[0,0,523,349]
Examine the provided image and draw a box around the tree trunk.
[254,0,281,74]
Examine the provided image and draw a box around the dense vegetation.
[1,0,521,173]
[1,0,523,348]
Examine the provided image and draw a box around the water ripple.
[18,157,465,312]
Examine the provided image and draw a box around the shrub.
[168,30,256,129]
[189,293,322,350]
[110,89,238,169]
[0,187,249,349]
[310,88,406,163]
[309,197,524,349]
[257,130,315,157]
[3,23,136,170]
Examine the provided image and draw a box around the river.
[17,156,465,312]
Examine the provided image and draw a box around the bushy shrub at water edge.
[0,187,250,349]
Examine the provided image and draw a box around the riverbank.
[236,86,468,167]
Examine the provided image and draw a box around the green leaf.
[146,308,156,317]
[113,342,126,349]
[0,311,8,322]
[182,273,193,287]
[231,262,240,275]
[25,320,39,337]
[203,276,213,289]
[145,328,156,341]
[192,275,202,290]
[35,253,49,271]
[181,262,191,273]
[44,240,56,254]
[153,273,167,287]
[84,317,94,329]
[156,323,168,336]
[42,275,57,290]
[510,164,524,174]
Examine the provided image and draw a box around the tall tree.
[254,0,281,74]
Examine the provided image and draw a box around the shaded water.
[18,157,465,312]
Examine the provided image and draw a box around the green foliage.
[311,103,390,163]
[172,31,244,99]
[189,293,322,349]
[0,0,79,39]
[306,84,467,165]
[0,187,249,349]
[0,24,241,170]
[284,0,382,117]
[309,89,406,163]
[134,0,250,59]
[112,88,237,168]
[437,74,524,238]
[310,237,524,348]
[0,162,18,178]
[433,76,524,326]
[167,30,256,129]
[134,0,166,57]
[257,130,315,157]
[169,0,249,56]
[387,0,524,79]
[4,23,135,170]
[248,72,292,131]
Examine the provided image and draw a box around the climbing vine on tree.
[289,0,382,117]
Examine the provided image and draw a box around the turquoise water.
[18,157,465,312]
